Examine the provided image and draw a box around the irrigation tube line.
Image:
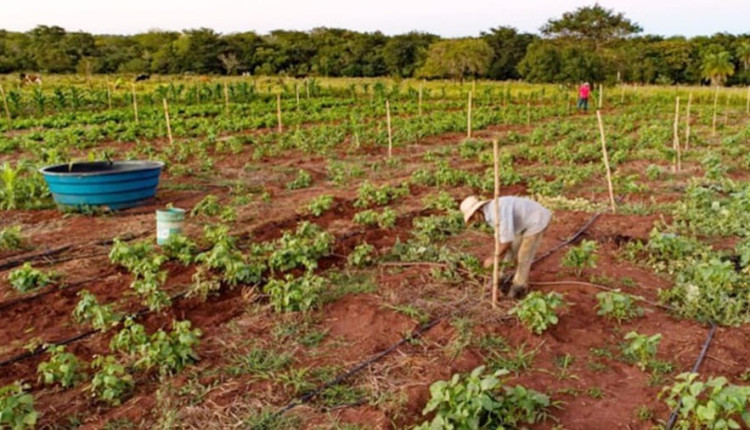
[0,290,188,368]
[665,323,718,430]
[256,211,603,428]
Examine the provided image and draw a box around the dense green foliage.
[3,6,750,84]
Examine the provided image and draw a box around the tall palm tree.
[737,42,750,72]
[701,51,735,86]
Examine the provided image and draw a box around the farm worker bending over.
[460,196,551,299]
[577,82,591,112]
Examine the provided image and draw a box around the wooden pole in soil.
[162,98,173,147]
[295,83,300,110]
[598,84,603,109]
[673,96,681,173]
[276,93,282,133]
[491,139,501,309]
[386,100,393,158]
[596,110,617,213]
[106,80,112,110]
[467,91,472,138]
[685,93,692,151]
[418,81,423,116]
[305,79,310,99]
[526,102,531,126]
[723,92,729,126]
[131,83,139,124]
[712,86,719,136]
[223,82,230,116]
[0,85,10,120]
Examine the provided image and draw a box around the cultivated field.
[1,75,750,429]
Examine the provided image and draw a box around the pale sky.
[2,0,748,38]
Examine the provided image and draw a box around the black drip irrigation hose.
[0,230,150,272]
[253,211,604,428]
[0,275,111,312]
[0,291,188,368]
[665,323,718,430]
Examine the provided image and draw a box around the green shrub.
[561,240,598,276]
[348,243,376,267]
[0,383,37,429]
[72,290,121,331]
[287,169,312,190]
[622,331,662,371]
[596,290,644,323]
[0,226,23,250]
[264,273,325,312]
[415,366,551,429]
[90,356,134,405]
[190,194,221,217]
[7,263,56,293]
[37,345,86,388]
[510,292,566,335]
[660,372,750,429]
[307,195,334,216]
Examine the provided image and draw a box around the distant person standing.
[577,82,591,112]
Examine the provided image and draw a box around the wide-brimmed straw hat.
[459,195,489,224]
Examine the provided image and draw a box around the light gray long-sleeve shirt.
[482,196,551,244]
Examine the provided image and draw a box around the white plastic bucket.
[156,208,185,245]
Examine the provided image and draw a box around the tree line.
[1,5,749,85]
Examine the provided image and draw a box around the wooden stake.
[712,86,719,136]
[223,82,230,116]
[0,85,10,120]
[526,102,531,126]
[276,93,282,133]
[418,81,423,116]
[295,83,300,109]
[131,83,139,124]
[596,110,616,213]
[305,79,310,99]
[685,93,692,151]
[598,84,603,109]
[106,80,112,110]
[467,91,472,138]
[163,98,173,147]
[723,92,729,126]
[491,139,501,309]
[673,97,681,173]
[386,100,393,158]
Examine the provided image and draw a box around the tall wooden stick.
[305,79,310,99]
[418,81,423,116]
[131,83,139,124]
[596,110,616,213]
[491,139,501,309]
[685,93,692,151]
[467,91,472,138]
[106,80,112,110]
[526,102,531,126]
[723,92,729,126]
[276,93,283,133]
[295,83,300,109]
[0,85,10,120]
[386,100,393,158]
[673,96,681,173]
[712,86,719,136]
[223,83,230,116]
[598,84,603,109]
[163,98,173,147]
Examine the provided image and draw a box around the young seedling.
[511,292,566,335]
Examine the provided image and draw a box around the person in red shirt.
[577,82,591,112]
